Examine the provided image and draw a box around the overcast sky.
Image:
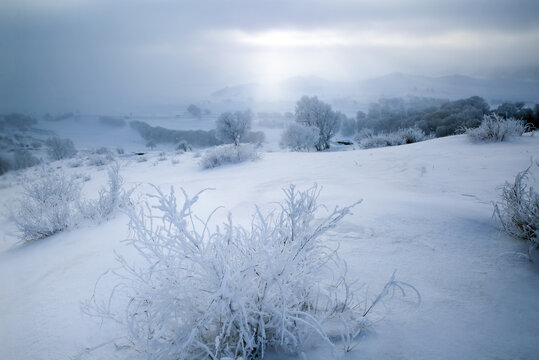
[1,0,538,112]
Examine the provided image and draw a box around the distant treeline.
[340,96,539,138]
[130,120,265,148]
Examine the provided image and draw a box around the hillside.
[1,134,538,359]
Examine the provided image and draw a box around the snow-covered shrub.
[494,164,539,258]
[397,127,429,144]
[467,114,527,142]
[200,144,258,169]
[215,110,253,146]
[280,123,319,151]
[12,149,40,170]
[14,168,82,242]
[358,134,394,149]
[88,185,367,358]
[45,137,77,160]
[116,147,125,155]
[80,163,131,221]
[176,140,192,153]
[358,128,429,149]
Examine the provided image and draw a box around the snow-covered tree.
[280,123,319,151]
[215,110,252,146]
[295,96,340,151]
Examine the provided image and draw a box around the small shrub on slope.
[467,114,527,142]
[14,164,130,242]
[86,185,419,359]
[494,164,539,258]
[80,162,132,222]
[200,143,258,169]
[14,168,82,242]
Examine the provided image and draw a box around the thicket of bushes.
[340,97,538,139]
[466,114,527,142]
[357,127,430,149]
[130,121,221,148]
[130,120,265,149]
[13,163,130,242]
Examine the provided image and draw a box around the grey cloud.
[1,0,538,112]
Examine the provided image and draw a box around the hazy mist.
[1,0,538,113]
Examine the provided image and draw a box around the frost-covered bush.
[358,128,429,149]
[45,137,77,160]
[88,186,360,358]
[397,127,429,144]
[466,114,527,142]
[494,165,538,258]
[87,185,418,359]
[280,123,319,151]
[80,163,132,222]
[12,149,40,170]
[215,110,252,146]
[176,140,192,152]
[200,144,258,169]
[14,164,129,241]
[14,168,82,242]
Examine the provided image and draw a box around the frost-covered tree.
[215,110,252,146]
[280,123,319,151]
[45,137,77,160]
[295,96,340,151]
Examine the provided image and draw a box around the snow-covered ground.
[1,132,538,359]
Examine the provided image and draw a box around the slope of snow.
[1,134,538,359]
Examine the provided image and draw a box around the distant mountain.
[358,72,539,102]
[211,73,539,104]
